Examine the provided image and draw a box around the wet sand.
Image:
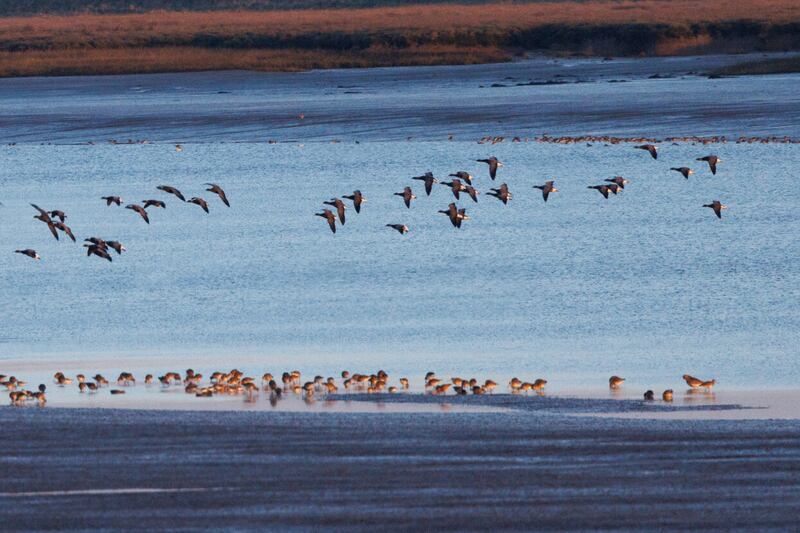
[1,406,799,530]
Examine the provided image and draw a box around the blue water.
[1,58,799,388]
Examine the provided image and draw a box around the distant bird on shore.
[534,181,558,202]
[31,204,59,240]
[449,171,473,185]
[703,200,727,219]
[142,199,166,209]
[323,198,347,224]
[682,374,703,388]
[644,390,655,400]
[588,185,611,199]
[701,379,716,390]
[316,209,337,233]
[412,173,438,196]
[126,204,150,224]
[188,197,209,213]
[604,176,628,189]
[395,187,416,208]
[609,376,625,389]
[205,183,230,207]
[102,196,122,206]
[476,157,502,180]
[53,222,76,242]
[343,190,365,213]
[487,183,512,204]
[441,178,466,200]
[84,244,112,262]
[662,389,673,402]
[697,155,721,175]
[635,144,658,159]
[386,224,409,235]
[157,185,186,202]
[14,249,40,260]
[670,167,693,179]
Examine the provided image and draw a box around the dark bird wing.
[30,203,47,216]
[424,178,433,196]
[336,202,346,224]
[489,159,498,179]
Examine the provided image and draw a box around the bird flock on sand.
[14,177,229,262]
[4,368,715,406]
[313,145,727,236]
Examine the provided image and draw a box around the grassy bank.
[0,1,799,77]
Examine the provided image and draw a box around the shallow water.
[1,57,799,391]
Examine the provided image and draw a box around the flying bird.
[394,187,416,208]
[464,185,479,203]
[102,196,122,206]
[84,244,112,262]
[343,190,365,213]
[449,171,473,185]
[106,241,126,254]
[670,167,693,179]
[205,183,230,207]
[588,185,611,199]
[48,210,67,222]
[53,222,76,242]
[697,155,721,175]
[125,204,150,224]
[323,198,347,224]
[533,181,558,202]
[386,224,409,235]
[142,199,166,209]
[606,183,622,195]
[703,200,727,219]
[412,172,438,196]
[31,204,59,240]
[604,176,629,189]
[187,197,209,213]
[14,249,40,260]
[476,157,502,179]
[157,185,186,202]
[635,144,658,159]
[438,203,468,228]
[487,183,512,204]
[316,209,337,233]
[441,178,466,200]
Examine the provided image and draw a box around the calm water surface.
[1,58,799,389]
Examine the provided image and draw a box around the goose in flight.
[386,224,409,235]
[84,244,112,262]
[187,197,209,213]
[412,172,438,196]
[394,187,416,208]
[533,181,558,202]
[14,249,40,260]
[588,185,611,199]
[476,157,502,179]
[449,171,473,185]
[670,167,693,179]
[125,204,150,224]
[487,183,512,204]
[323,198,347,224]
[157,185,186,202]
[635,144,658,159]
[53,222,76,242]
[604,176,628,189]
[102,196,122,206]
[697,155,721,175]
[31,204,59,240]
[703,200,727,219]
[49,210,67,222]
[316,209,337,233]
[205,183,230,207]
[441,178,466,200]
[343,190,365,213]
[142,199,166,209]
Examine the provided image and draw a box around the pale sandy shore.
[1,405,799,530]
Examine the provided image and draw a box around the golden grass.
[0,45,509,77]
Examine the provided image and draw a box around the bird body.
[142,199,166,209]
[534,181,557,202]
[316,209,337,233]
[205,183,230,207]
[188,197,209,213]
[609,376,625,388]
[683,374,704,388]
[53,222,76,242]
[441,178,466,200]
[412,173,438,196]
[157,185,186,202]
[15,249,40,260]
[102,196,122,206]
[323,198,347,224]
[476,157,502,179]
[697,155,721,175]
[670,167,693,179]
[487,183,512,204]
[395,187,416,208]
[343,190,365,213]
[635,144,658,159]
[126,204,150,223]
[703,200,727,219]
[449,171,473,185]
[588,185,611,199]
[604,176,628,189]
[31,204,59,240]
[386,224,409,235]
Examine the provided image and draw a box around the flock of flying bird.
[14,182,230,262]
[314,146,727,235]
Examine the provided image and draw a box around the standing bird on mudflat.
[449,171,474,185]
[102,196,122,206]
[670,167,693,179]
[53,222,76,242]
[635,144,658,159]
[588,185,611,199]
[386,224,409,235]
[205,183,230,207]
[126,204,150,224]
[395,187,416,208]
[187,197,209,213]
[157,185,186,202]
[703,200,727,219]
[323,198,347,224]
[533,181,558,202]
[697,155,721,175]
[31,204,59,240]
[412,172,438,196]
[441,178,466,200]
[476,157,502,180]
[343,190,365,213]
[14,249,40,260]
[487,183,512,204]
[316,209,337,234]
[142,199,166,209]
